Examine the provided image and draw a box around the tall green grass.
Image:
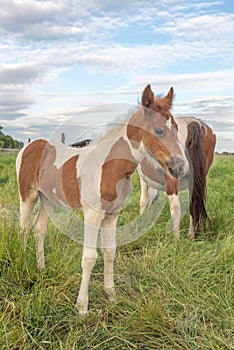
[0,152,233,349]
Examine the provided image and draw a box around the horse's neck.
[79,121,144,178]
[92,122,127,146]
[100,122,146,165]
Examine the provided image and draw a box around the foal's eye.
[154,128,165,138]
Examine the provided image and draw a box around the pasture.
[0,151,234,349]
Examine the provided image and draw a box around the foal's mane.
[138,93,172,113]
[153,94,172,112]
[90,106,140,145]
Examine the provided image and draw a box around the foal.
[16,84,188,315]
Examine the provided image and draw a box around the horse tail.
[186,121,210,237]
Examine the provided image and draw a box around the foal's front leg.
[76,211,103,316]
[101,213,119,302]
[168,194,181,239]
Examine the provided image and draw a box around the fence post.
[61,133,66,144]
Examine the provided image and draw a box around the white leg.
[76,210,104,316]
[188,214,195,239]
[101,213,119,302]
[33,196,50,269]
[147,187,159,206]
[19,190,38,249]
[168,194,181,239]
[139,178,148,214]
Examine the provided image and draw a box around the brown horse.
[16,84,188,315]
[139,113,216,239]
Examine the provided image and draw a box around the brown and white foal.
[16,84,188,315]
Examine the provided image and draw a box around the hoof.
[37,262,45,269]
[105,287,117,303]
[76,297,88,316]
[76,302,88,316]
[188,232,195,239]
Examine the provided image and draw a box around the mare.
[16,84,189,315]
[139,115,216,239]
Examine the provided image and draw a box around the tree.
[0,126,23,149]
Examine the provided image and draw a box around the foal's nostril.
[178,163,184,176]
[167,155,186,178]
[168,166,179,178]
[166,158,178,178]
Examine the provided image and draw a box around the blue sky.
[0,0,233,151]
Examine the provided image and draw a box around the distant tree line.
[0,125,23,149]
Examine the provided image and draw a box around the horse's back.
[16,139,82,208]
[176,116,216,172]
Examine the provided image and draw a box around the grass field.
[0,152,234,349]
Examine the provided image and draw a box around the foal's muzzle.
[166,155,186,179]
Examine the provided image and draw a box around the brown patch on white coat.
[18,139,81,208]
[101,137,137,213]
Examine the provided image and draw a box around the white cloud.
[131,69,234,95]
[0,0,233,151]
[0,63,43,85]
[0,0,62,31]
[163,14,234,41]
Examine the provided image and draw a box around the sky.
[0,0,233,152]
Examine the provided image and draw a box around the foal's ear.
[162,87,174,110]
[142,84,154,108]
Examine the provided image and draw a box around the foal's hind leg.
[188,215,195,239]
[101,213,119,302]
[19,190,39,249]
[139,178,148,214]
[33,194,50,269]
[140,178,158,214]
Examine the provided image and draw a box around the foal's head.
[127,84,188,178]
